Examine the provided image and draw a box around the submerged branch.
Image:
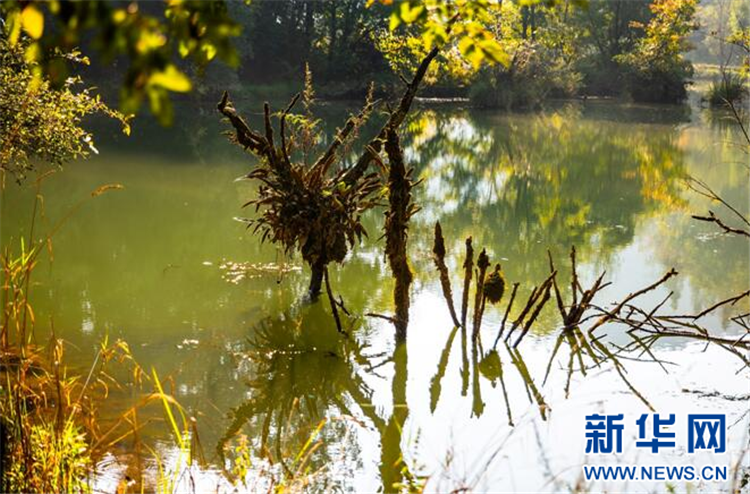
[460,237,474,328]
[588,268,678,334]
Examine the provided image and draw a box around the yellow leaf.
[178,40,191,58]
[400,2,425,23]
[24,43,41,63]
[112,9,127,24]
[21,6,44,40]
[201,43,217,61]
[148,65,192,93]
[136,30,167,53]
[478,39,510,67]
[389,11,401,31]
[7,11,22,45]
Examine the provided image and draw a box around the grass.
[706,72,749,108]
[0,179,181,493]
[0,175,331,493]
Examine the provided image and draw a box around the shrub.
[0,37,128,182]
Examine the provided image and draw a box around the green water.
[2,99,748,492]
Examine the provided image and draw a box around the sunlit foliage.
[380,0,510,67]
[0,37,128,182]
[616,0,699,102]
[469,0,583,109]
[0,0,240,124]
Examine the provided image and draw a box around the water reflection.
[406,105,690,265]
[216,304,422,492]
[217,305,368,486]
[1,100,748,491]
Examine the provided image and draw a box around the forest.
[1,0,749,493]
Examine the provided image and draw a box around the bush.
[619,62,694,103]
[0,37,128,182]
[4,422,91,494]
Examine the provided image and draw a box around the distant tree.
[570,0,651,95]
[616,0,698,103]
[239,0,391,88]
[469,0,583,109]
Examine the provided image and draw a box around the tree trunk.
[384,129,414,342]
[304,1,315,60]
[308,259,326,299]
[328,1,338,69]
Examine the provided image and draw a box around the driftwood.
[504,271,555,345]
[383,128,415,341]
[588,268,678,334]
[513,282,552,348]
[691,211,750,237]
[218,90,378,299]
[432,222,460,327]
[493,282,519,347]
[472,249,490,339]
[343,47,441,186]
[548,247,609,330]
[460,237,474,327]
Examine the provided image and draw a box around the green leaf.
[478,39,511,67]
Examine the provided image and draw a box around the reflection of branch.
[722,79,750,147]
[461,237,474,328]
[366,312,397,324]
[325,267,347,336]
[430,326,459,413]
[507,345,548,420]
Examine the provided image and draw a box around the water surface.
[2,99,748,492]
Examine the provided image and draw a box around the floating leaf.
[91,184,125,197]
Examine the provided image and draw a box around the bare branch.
[692,211,750,237]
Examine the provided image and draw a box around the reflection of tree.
[217,303,371,491]
[398,103,690,293]
[379,343,414,493]
[217,303,420,492]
